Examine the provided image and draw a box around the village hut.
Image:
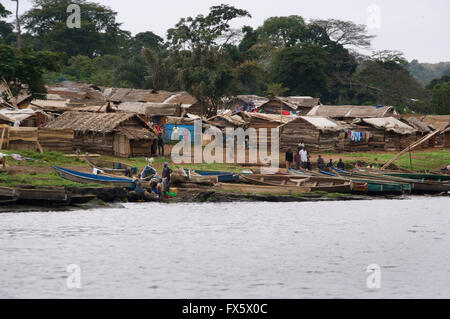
[419,115,450,148]
[0,108,53,127]
[103,88,200,117]
[397,116,432,149]
[45,112,157,157]
[236,112,296,149]
[225,95,269,112]
[342,117,417,152]
[278,117,345,152]
[259,96,320,115]
[307,105,396,121]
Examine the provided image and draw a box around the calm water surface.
[0,197,449,298]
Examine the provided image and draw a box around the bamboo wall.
[38,129,74,153]
[279,120,342,152]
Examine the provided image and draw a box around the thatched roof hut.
[307,105,396,119]
[46,112,157,157]
[278,116,345,152]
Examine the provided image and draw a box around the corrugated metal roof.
[308,105,396,118]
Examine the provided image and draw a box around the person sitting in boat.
[326,159,334,170]
[141,158,157,180]
[337,159,345,170]
[132,178,146,201]
[317,155,325,170]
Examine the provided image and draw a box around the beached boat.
[53,166,135,188]
[85,157,134,175]
[0,187,19,204]
[15,186,71,205]
[185,169,239,183]
[382,172,450,182]
[239,174,354,193]
[322,169,411,194]
[342,168,450,194]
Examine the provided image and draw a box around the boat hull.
[53,166,134,188]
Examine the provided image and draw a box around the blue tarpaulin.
[165,124,196,142]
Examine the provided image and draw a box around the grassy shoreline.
[0,148,449,188]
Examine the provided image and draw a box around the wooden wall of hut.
[130,139,153,157]
[444,131,450,148]
[74,132,115,155]
[279,121,342,152]
[38,128,74,153]
[8,127,38,151]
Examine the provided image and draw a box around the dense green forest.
[1,0,449,115]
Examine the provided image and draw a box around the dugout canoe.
[239,174,354,193]
[53,166,135,188]
[341,168,450,194]
[325,169,411,195]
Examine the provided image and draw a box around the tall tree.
[0,3,15,44]
[270,44,329,97]
[310,19,375,48]
[0,44,61,99]
[167,4,251,116]
[22,0,130,57]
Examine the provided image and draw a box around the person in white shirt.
[299,148,308,169]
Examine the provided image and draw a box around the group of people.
[131,158,173,201]
[285,141,346,171]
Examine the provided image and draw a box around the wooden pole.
[409,150,413,170]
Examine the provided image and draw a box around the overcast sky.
[4,0,449,63]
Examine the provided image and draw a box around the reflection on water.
[0,197,449,298]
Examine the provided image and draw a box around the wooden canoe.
[239,174,353,193]
[53,166,134,188]
[0,187,19,204]
[15,186,71,205]
[339,168,450,194]
[85,157,134,175]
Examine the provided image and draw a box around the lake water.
[0,197,449,299]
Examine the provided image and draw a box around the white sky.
[4,0,449,63]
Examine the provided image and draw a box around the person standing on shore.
[158,132,165,156]
[162,162,172,192]
[285,149,293,169]
[299,148,308,169]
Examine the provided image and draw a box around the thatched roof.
[46,81,105,102]
[227,95,269,109]
[45,111,156,139]
[361,117,416,135]
[261,96,320,110]
[399,116,431,133]
[307,105,396,118]
[239,112,297,124]
[279,116,344,132]
[103,88,197,106]
[419,115,450,131]
[205,113,247,128]
[114,102,178,116]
